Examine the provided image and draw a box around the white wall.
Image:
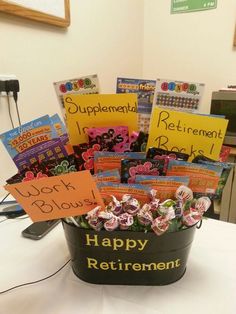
[0,0,144,194]
[143,0,236,113]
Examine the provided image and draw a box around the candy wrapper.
[40,155,78,176]
[6,155,78,184]
[129,131,149,152]
[219,145,231,162]
[121,158,165,183]
[73,143,102,173]
[126,131,139,152]
[87,126,129,152]
[70,185,211,235]
[6,161,48,184]
[147,147,189,161]
[6,168,47,184]
[147,147,189,173]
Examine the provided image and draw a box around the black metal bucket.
[62,220,197,285]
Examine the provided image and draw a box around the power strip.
[0,74,17,80]
[0,74,21,129]
[0,75,19,95]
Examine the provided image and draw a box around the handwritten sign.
[65,94,138,145]
[147,107,228,161]
[5,171,105,222]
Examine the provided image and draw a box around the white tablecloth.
[0,217,236,314]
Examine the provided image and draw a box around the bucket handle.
[196,219,202,229]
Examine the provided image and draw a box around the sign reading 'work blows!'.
[5,171,105,222]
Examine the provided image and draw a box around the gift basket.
[2,76,231,285]
[62,184,209,285]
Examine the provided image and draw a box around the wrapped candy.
[86,206,103,231]
[70,185,211,236]
[182,208,202,227]
[175,200,184,218]
[182,196,211,226]
[98,210,114,220]
[119,213,134,230]
[86,206,101,220]
[148,189,160,212]
[151,216,170,236]
[194,197,211,214]
[104,215,120,231]
[137,204,153,226]
[87,218,103,231]
[175,185,193,203]
[108,195,123,216]
[158,199,176,216]
[121,194,140,216]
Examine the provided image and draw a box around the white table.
[0,217,236,314]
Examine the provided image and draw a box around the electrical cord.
[15,215,29,220]
[6,93,15,129]
[0,194,26,219]
[0,218,8,224]
[13,86,21,127]
[14,98,22,127]
[0,193,11,205]
[0,194,12,223]
[0,259,71,294]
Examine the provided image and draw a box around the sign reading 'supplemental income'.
[65,94,138,145]
[5,171,105,222]
[147,107,228,161]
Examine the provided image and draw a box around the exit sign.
[171,0,217,14]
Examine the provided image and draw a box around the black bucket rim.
[62,218,200,236]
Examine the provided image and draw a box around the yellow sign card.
[5,171,105,222]
[147,108,228,161]
[64,94,138,145]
